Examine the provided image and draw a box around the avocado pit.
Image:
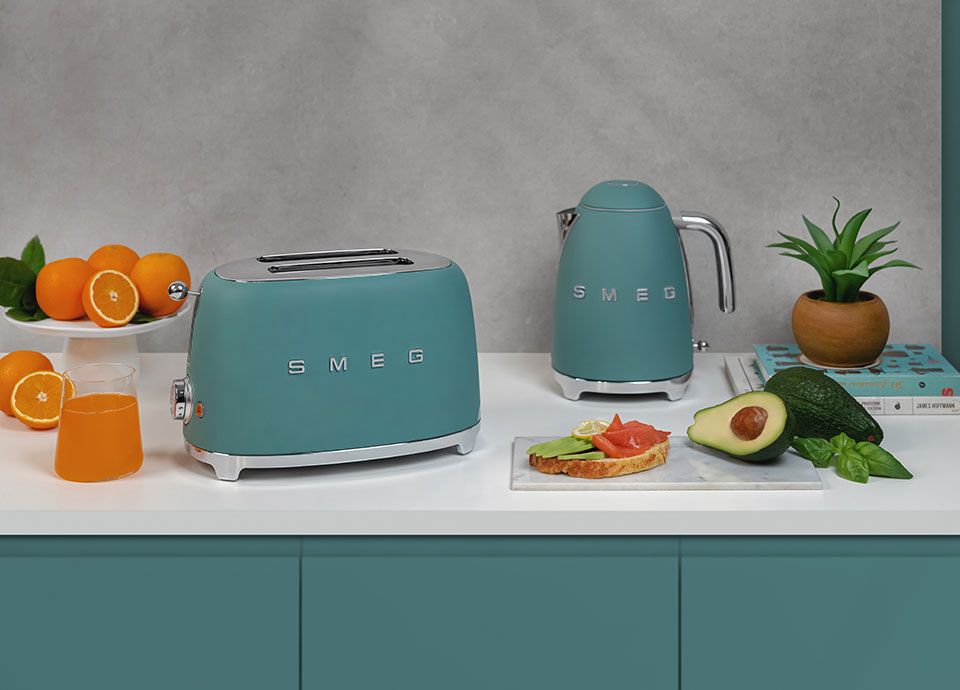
[730,406,768,441]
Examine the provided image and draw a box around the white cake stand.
[3,307,191,379]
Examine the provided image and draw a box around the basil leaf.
[5,306,48,322]
[854,442,913,479]
[0,257,37,308]
[837,449,870,483]
[20,236,45,274]
[792,437,835,468]
[831,433,856,454]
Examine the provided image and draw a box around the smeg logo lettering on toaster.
[287,348,425,375]
[571,284,677,302]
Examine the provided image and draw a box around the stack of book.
[725,344,960,416]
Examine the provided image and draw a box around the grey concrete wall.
[0,0,940,354]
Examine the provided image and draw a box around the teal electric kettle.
[551,180,735,400]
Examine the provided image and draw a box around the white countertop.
[1,352,958,536]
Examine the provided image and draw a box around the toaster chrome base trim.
[553,370,691,401]
[186,422,481,481]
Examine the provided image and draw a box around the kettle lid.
[579,180,665,211]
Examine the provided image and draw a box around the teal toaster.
[169,248,481,480]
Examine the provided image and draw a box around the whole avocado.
[763,366,883,444]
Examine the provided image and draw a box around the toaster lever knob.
[170,377,193,422]
[693,339,710,352]
[168,281,200,302]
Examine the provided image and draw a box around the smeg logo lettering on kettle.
[287,349,425,375]
[571,285,677,302]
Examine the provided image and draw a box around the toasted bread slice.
[529,440,669,479]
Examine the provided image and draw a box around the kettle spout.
[556,208,579,249]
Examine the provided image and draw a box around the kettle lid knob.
[579,180,665,211]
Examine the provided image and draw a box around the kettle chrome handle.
[673,213,735,313]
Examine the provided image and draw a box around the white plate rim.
[2,304,191,339]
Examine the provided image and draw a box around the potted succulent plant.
[769,199,920,368]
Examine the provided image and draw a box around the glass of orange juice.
[55,363,143,482]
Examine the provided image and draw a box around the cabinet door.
[681,538,960,690]
[0,537,300,690]
[303,537,679,690]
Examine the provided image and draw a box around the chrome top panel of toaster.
[215,248,452,282]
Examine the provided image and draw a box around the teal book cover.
[753,344,960,398]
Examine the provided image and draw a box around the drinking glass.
[55,364,143,482]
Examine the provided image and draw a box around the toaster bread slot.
[258,248,398,263]
[214,248,450,281]
[266,256,414,273]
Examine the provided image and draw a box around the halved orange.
[81,269,140,328]
[0,351,53,417]
[11,371,67,430]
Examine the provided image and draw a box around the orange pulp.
[54,393,143,482]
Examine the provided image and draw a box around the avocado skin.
[688,392,796,463]
[763,366,884,444]
[557,451,606,460]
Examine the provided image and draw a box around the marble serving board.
[512,436,823,491]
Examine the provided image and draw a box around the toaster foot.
[205,453,243,481]
[455,423,480,455]
[184,421,481,480]
[553,370,692,401]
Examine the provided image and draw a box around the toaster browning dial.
[170,376,193,423]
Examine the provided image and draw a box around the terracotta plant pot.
[791,290,890,368]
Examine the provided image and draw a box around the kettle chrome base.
[553,370,691,402]
[186,422,480,481]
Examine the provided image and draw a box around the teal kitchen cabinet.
[4,535,960,689]
[0,537,300,690]
[680,538,960,690]
[302,537,680,690]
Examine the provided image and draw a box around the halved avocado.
[687,391,795,462]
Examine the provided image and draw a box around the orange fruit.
[130,253,190,317]
[10,371,66,430]
[0,351,53,416]
[88,244,140,275]
[36,258,95,320]
[82,270,140,328]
